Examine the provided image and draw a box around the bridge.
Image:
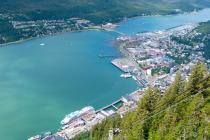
[92,26,125,35]
[109,30,125,36]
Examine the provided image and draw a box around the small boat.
[120,73,132,78]
[40,43,45,46]
[132,76,137,81]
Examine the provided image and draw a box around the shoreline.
[0,25,108,47]
[0,28,99,47]
[1,8,209,47]
[29,88,145,140]
[3,7,209,140]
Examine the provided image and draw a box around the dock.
[96,99,122,113]
[98,54,118,58]
[29,88,145,140]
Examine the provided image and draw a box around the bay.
[0,8,210,140]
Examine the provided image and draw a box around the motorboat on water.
[120,73,132,78]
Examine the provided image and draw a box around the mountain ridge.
[1,0,210,44]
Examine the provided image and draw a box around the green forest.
[1,0,210,22]
[73,62,210,140]
[0,0,210,23]
[1,0,210,44]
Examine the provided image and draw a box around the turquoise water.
[0,31,138,140]
[0,8,210,140]
[116,8,210,34]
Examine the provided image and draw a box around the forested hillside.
[1,0,210,44]
[73,62,210,140]
[1,0,210,22]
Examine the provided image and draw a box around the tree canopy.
[73,62,210,140]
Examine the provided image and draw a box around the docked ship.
[61,106,95,125]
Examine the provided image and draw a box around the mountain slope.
[1,0,210,22]
[73,62,210,140]
[0,0,210,44]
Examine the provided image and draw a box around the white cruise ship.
[61,106,95,125]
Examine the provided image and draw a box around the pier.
[96,99,122,113]
[98,54,118,58]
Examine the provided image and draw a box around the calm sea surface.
[0,8,210,140]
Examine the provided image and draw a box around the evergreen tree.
[160,72,184,108]
[74,63,210,140]
[186,62,207,95]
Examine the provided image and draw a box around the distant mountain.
[1,0,210,23]
[0,0,210,44]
